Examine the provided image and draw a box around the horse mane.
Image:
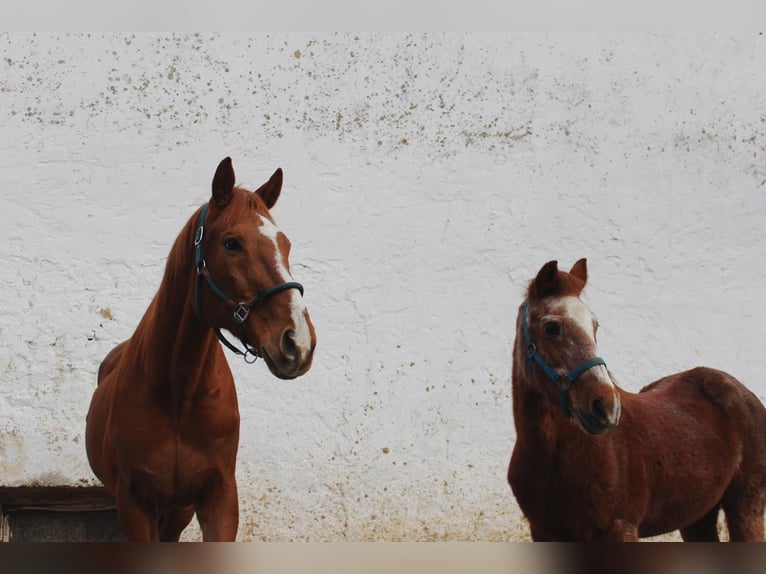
[127,205,205,364]
[163,207,202,289]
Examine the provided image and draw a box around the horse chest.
[118,418,238,506]
[111,391,238,471]
[512,452,591,504]
[510,441,627,538]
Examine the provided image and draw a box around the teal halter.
[521,300,607,418]
[193,204,304,362]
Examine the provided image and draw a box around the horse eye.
[223,238,243,252]
[543,322,561,337]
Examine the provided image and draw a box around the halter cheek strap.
[193,203,304,362]
[521,300,607,418]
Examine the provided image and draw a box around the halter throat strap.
[193,203,304,362]
[521,300,607,418]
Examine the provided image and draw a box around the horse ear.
[212,157,235,207]
[254,168,283,210]
[569,258,588,285]
[531,260,560,299]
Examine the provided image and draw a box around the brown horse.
[508,258,766,541]
[86,157,316,541]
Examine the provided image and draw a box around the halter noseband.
[193,203,304,362]
[521,300,607,418]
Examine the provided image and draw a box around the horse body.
[86,158,315,541]
[508,259,766,541]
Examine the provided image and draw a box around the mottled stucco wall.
[1,33,765,540]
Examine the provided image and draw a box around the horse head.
[519,258,620,434]
[195,157,316,379]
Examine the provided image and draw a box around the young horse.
[86,157,316,541]
[508,259,766,541]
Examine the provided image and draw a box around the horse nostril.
[281,329,298,361]
[592,398,608,423]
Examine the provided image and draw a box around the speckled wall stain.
[1,33,765,541]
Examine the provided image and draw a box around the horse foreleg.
[158,506,196,542]
[529,524,553,541]
[116,490,159,541]
[195,474,239,541]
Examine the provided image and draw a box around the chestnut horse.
[508,258,766,541]
[86,157,316,541]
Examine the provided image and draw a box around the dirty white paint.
[1,33,765,541]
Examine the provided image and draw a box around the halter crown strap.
[521,300,607,417]
[193,203,304,362]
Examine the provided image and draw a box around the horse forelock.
[214,187,272,225]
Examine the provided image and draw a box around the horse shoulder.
[86,343,133,491]
[97,340,129,386]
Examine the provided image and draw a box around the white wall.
[1,33,765,541]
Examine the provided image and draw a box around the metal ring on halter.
[233,303,250,324]
[243,349,259,364]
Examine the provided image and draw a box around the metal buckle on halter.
[233,303,250,324]
[196,259,206,275]
[194,225,205,246]
[526,343,537,357]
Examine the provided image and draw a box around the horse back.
[640,366,766,426]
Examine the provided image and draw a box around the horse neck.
[130,209,224,409]
[511,329,570,454]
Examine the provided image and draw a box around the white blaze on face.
[545,296,611,384]
[257,215,312,353]
[555,296,596,339]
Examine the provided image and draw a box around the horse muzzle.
[575,394,621,435]
[261,324,316,380]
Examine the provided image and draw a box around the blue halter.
[193,203,304,362]
[521,300,607,418]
